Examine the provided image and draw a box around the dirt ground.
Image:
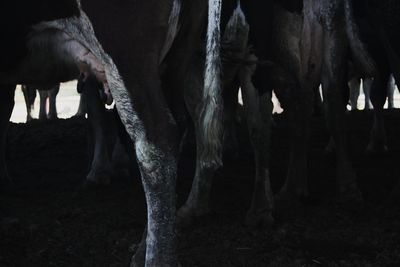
[1,109,400,267]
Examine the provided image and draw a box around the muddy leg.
[84,77,113,184]
[125,90,179,267]
[0,85,15,186]
[107,70,180,266]
[134,138,178,267]
[366,73,390,154]
[47,84,59,120]
[239,60,274,227]
[321,27,362,202]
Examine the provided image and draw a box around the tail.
[200,0,223,169]
[344,0,376,76]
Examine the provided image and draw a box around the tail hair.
[200,0,224,169]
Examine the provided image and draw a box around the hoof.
[130,242,181,267]
[47,114,58,120]
[112,166,131,179]
[324,143,336,156]
[0,170,12,189]
[86,169,112,185]
[385,183,400,205]
[335,181,364,206]
[176,204,210,228]
[130,242,146,267]
[0,178,11,192]
[82,179,109,189]
[365,143,388,155]
[38,115,48,121]
[274,189,305,215]
[245,208,274,228]
[73,113,86,118]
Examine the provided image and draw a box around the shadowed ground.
[1,109,400,266]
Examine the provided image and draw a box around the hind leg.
[274,82,315,210]
[119,75,180,267]
[0,85,15,186]
[177,56,222,224]
[239,58,274,227]
[321,26,362,203]
[366,72,390,154]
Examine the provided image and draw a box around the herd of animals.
[1,0,400,266]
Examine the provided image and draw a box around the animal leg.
[363,78,373,110]
[366,72,390,154]
[38,89,48,121]
[387,74,396,109]
[275,83,314,209]
[21,85,35,122]
[239,57,274,227]
[0,85,15,186]
[177,48,222,225]
[47,84,59,120]
[130,101,179,267]
[349,78,360,110]
[84,76,113,185]
[74,94,87,117]
[321,25,362,203]
[223,82,240,159]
